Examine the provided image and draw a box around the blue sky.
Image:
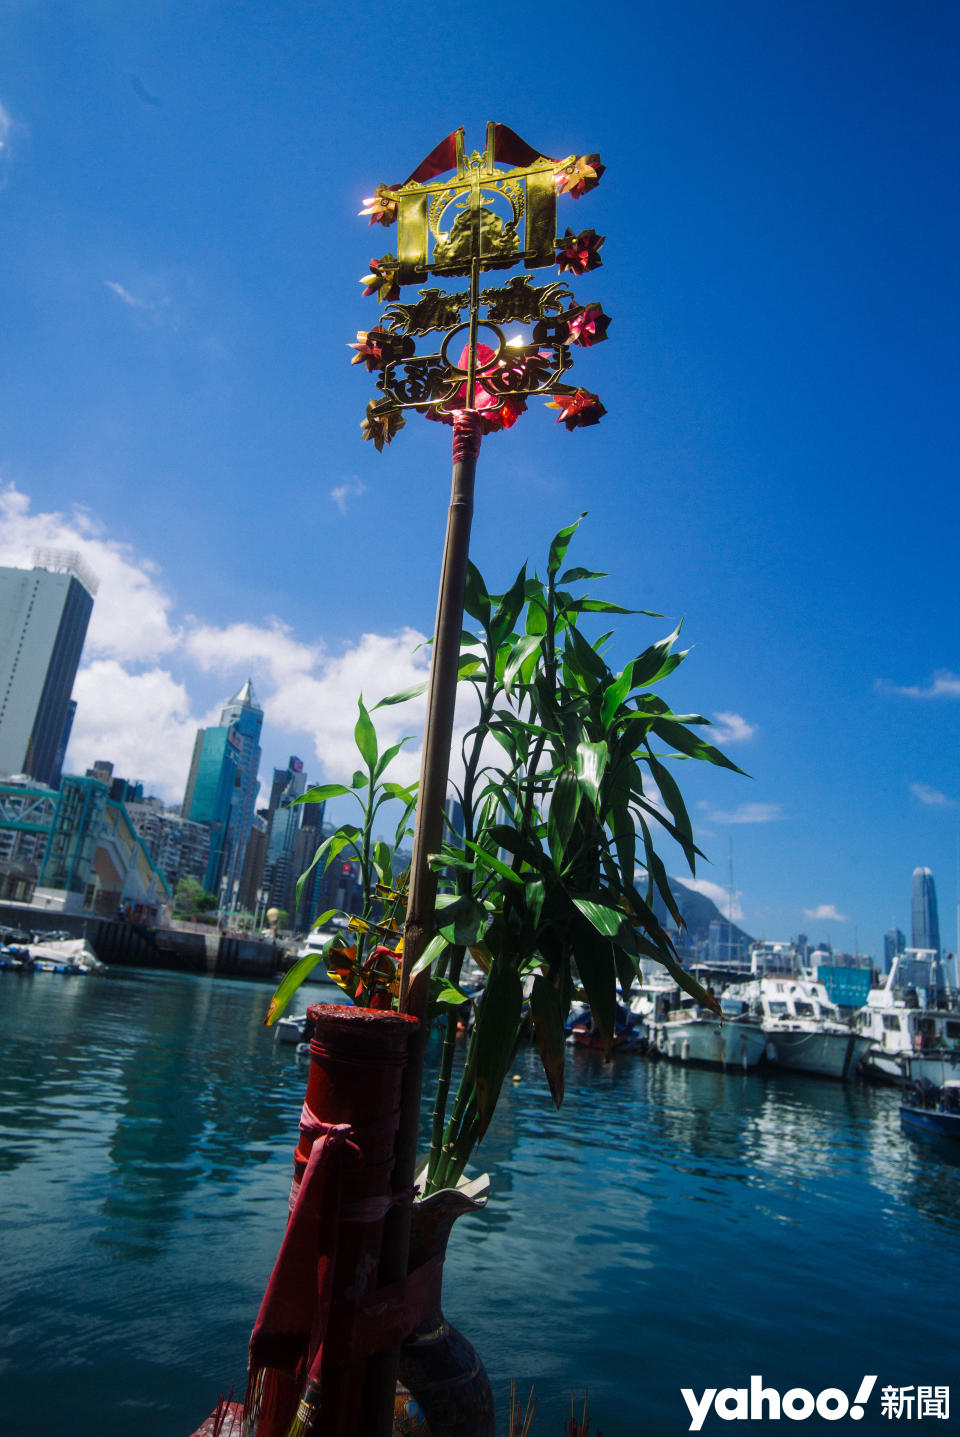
[2,0,957,955]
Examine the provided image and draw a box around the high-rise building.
[182,678,263,898]
[911,867,941,955]
[217,679,263,900]
[0,552,97,788]
[263,756,307,916]
[883,926,906,973]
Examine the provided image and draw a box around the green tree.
[174,875,218,915]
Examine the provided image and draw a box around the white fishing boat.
[275,1011,310,1044]
[651,998,767,1071]
[23,936,105,974]
[725,943,871,1080]
[855,950,960,1085]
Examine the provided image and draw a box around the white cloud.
[802,903,849,923]
[70,662,198,798]
[697,801,782,825]
[710,711,756,744]
[105,280,148,309]
[0,484,179,661]
[674,876,744,922]
[330,478,367,515]
[0,100,19,184]
[104,277,177,329]
[184,619,322,688]
[910,782,954,809]
[877,671,960,700]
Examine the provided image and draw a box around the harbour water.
[1,968,957,1435]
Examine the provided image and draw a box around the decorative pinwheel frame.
[353,123,610,450]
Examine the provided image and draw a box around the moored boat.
[900,1078,960,1139]
[725,943,872,1080]
[652,999,767,1070]
[855,950,960,1086]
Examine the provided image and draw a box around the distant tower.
[218,679,263,900]
[884,926,906,973]
[911,867,941,954]
[183,678,263,897]
[0,552,98,788]
[263,757,307,914]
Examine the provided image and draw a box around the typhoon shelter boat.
[900,1078,960,1139]
[855,950,960,1086]
[724,942,872,1080]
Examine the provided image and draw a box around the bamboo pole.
[364,409,482,1436]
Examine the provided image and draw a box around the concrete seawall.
[0,902,283,982]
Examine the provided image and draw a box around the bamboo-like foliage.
[267,519,743,1191]
[414,516,744,1191]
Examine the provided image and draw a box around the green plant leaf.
[264,947,328,1026]
[567,598,638,616]
[601,664,635,729]
[296,829,360,903]
[571,896,626,937]
[372,839,393,888]
[381,781,416,802]
[436,892,487,946]
[292,783,351,805]
[643,747,697,870]
[354,697,378,770]
[464,839,524,884]
[435,984,471,1006]
[470,959,524,1138]
[503,633,543,696]
[629,623,685,688]
[548,514,586,576]
[530,974,565,1108]
[463,560,491,621]
[559,566,607,583]
[571,922,618,1056]
[374,683,427,708]
[564,622,610,685]
[548,767,580,871]
[524,876,545,929]
[374,736,411,782]
[411,932,450,977]
[491,564,528,648]
[650,717,748,774]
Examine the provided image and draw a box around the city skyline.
[1,3,957,953]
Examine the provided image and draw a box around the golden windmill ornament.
[354,122,609,447]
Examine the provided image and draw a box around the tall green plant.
[266,520,743,1191]
[414,517,744,1191]
[264,694,419,1022]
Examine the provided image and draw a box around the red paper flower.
[556,228,604,276]
[349,328,387,371]
[545,388,607,430]
[428,344,529,433]
[360,255,400,302]
[555,154,605,199]
[361,400,406,451]
[358,187,398,227]
[565,303,612,347]
[348,327,413,371]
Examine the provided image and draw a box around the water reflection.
[2,974,959,1437]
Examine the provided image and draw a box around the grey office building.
[0,552,97,789]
